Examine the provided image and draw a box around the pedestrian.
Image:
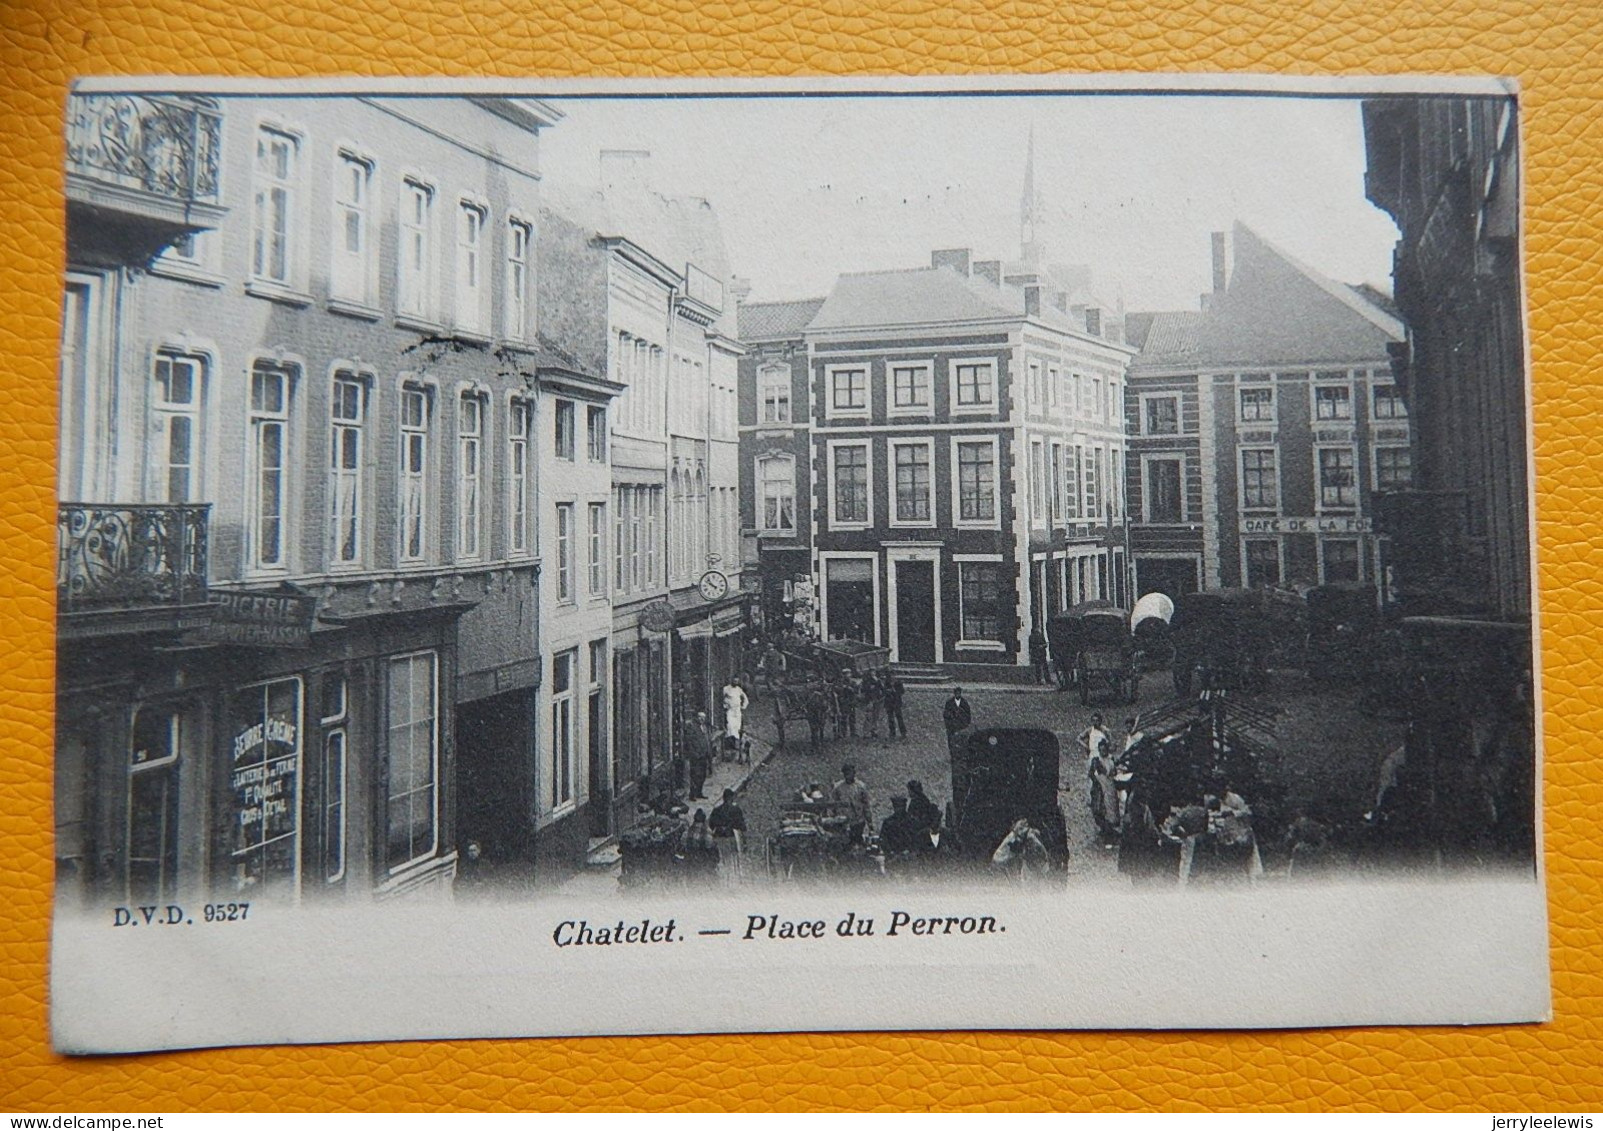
[1078,712,1109,763]
[862,669,884,738]
[839,670,859,737]
[905,779,942,841]
[943,686,973,754]
[709,787,747,887]
[884,671,908,738]
[684,710,713,801]
[831,761,872,844]
[991,817,1053,883]
[722,676,749,759]
[879,795,920,859]
[1029,627,1050,684]
[1087,732,1120,845]
[681,808,719,884]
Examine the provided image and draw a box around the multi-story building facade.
[56,93,564,909]
[543,153,744,834]
[1361,95,1528,623]
[1357,94,1533,869]
[1124,223,1405,598]
[736,296,825,633]
[804,248,1133,676]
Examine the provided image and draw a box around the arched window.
[669,466,684,579]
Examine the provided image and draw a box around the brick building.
[804,249,1134,677]
[56,94,567,908]
[1124,223,1405,599]
[736,296,825,634]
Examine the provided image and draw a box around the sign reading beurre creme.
[200,585,318,648]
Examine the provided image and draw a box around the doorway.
[824,556,876,643]
[1137,556,1201,599]
[893,558,937,663]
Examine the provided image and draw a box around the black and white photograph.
[50,76,1546,1052]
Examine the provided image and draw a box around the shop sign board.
[200,584,318,648]
[1240,516,1374,534]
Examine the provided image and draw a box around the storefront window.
[128,705,184,903]
[228,677,302,894]
[386,652,438,872]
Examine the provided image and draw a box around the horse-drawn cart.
[764,790,870,881]
[1048,602,1140,704]
[767,639,890,752]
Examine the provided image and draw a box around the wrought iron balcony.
[65,92,226,264]
[57,503,210,618]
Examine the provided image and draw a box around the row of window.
[1024,358,1122,425]
[1028,439,1123,527]
[224,125,538,337]
[666,468,737,581]
[153,349,539,572]
[1138,444,1412,524]
[1138,380,1407,437]
[826,437,1001,530]
[1241,537,1363,587]
[821,555,1013,646]
[823,359,1000,418]
[167,127,532,337]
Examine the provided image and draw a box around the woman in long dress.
[1086,734,1121,844]
[722,677,749,746]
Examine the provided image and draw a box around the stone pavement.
[556,731,778,898]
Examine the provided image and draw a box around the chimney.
[1024,285,1041,317]
[931,248,972,276]
[1211,229,1233,294]
[600,149,652,198]
[972,259,1001,287]
[730,276,753,306]
[1052,290,1068,313]
[1085,308,1102,336]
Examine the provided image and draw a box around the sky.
[539,93,1402,315]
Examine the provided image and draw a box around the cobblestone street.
[723,671,1408,887]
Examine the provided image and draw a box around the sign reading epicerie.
[1239,516,1374,534]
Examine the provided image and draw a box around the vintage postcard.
[50,74,1547,1053]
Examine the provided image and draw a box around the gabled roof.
[738,297,826,341]
[1132,222,1402,371]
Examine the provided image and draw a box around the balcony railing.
[58,503,210,616]
[66,93,222,207]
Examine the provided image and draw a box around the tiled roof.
[1130,312,1204,366]
[737,297,826,340]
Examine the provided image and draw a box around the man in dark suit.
[943,687,973,754]
[684,710,714,800]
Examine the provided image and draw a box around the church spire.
[1021,126,1044,265]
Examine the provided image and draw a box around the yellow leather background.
[3,0,1600,1111]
